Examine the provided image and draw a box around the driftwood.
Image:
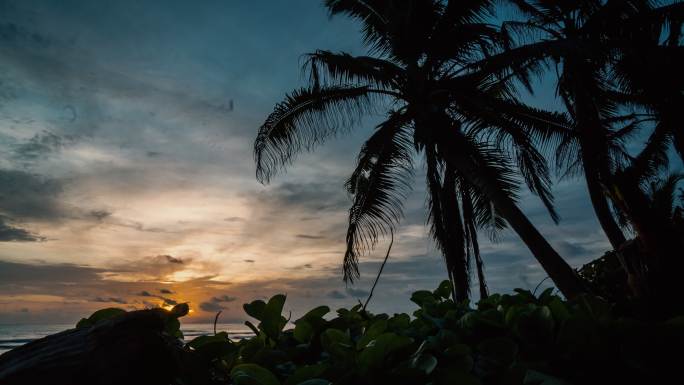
[0,309,185,385]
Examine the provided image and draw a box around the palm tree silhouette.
[255,0,586,300]
[492,0,682,251]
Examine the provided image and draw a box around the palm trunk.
[567,59,627,250]
[437,140,586,300]
[488,196,586,299]
[470,228,489,299]
[583,162,627,250]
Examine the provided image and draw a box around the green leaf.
[321,329,354,362]
[283,364,327,385]
[295,380,330,385]
[434,280,453,299]
[76,308,126,328]
[300,305,330,321]
[261,294,287,339]
[240,335,266,360]
[169,302,189,318]
[165,317,183,339]
[515,306,554,345]
[357,332,413,373]
[231,363,280,385]
[187,332,236,359]
[524,370,573,385]
[410,290,436,307]
[357,319,387,348]
[293,320,314,343]
[548,297,570,322]
[478,337,518,367]
[387,313,410,331]
[434,367,481,385]
[244,300,267,321]
[411,353,438,374]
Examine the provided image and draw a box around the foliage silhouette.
[54,283,684,385]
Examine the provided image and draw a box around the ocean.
[0,323,252,355]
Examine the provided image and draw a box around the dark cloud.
[0,21,51,47]
[0,169,65,221]
[12,132,71,163]
[345,287,369,298]
[224,217,244,222]
[110,255,189,280]
[163,255,184,264]
[161,297,177,306]
[0,215,43,242]
[296,234,325,240]
[93,297,127,304]
[326,290,346,299]
[159,288,173,294]
[89,210,112,221]
[199,301,224,312]
[243,259,255,263]
[211,295,237,303]
[137,291,152,297]
[0,259,105,285]
[253,182,349,214]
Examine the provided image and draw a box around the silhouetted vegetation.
[256,0,684,316]
[8,283,683,385]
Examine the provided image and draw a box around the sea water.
[0,323,252,355]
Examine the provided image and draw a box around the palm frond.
[305,50,403,89]
[325,0,392,55]
[255,85,377,183]
[343,111,414,282]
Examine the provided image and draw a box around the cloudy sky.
[0,0,612,324]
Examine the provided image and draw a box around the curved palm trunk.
[487,196,586,299]
[437,139,586,300]
[566,60,627,250]
[470,226,489,299]
[442,170,470,303]
[583,160,627,249]
[427,150,470,302]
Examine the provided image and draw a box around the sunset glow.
[0,0,613,325]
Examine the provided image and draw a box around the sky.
[0,0,613,324]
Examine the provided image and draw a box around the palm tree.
[254,0,586,300]
[494,0,683,252]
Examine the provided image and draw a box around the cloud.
[0,216,43,242]
[93,297,127,304]
[159,288,174,294]
[296,234,325,240]
[11,132,72,164]
[326,290,346,299]
[138,291,152,297]
[0,169,65,221]
[211,295,237,303]
[345,287,369,298]
[108,254,189,281]
[199,301,224,312]
[0,259,106,285]
[163,255,184,264]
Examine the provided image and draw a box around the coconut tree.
[255,0,586,300]
[492,0,683,251]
